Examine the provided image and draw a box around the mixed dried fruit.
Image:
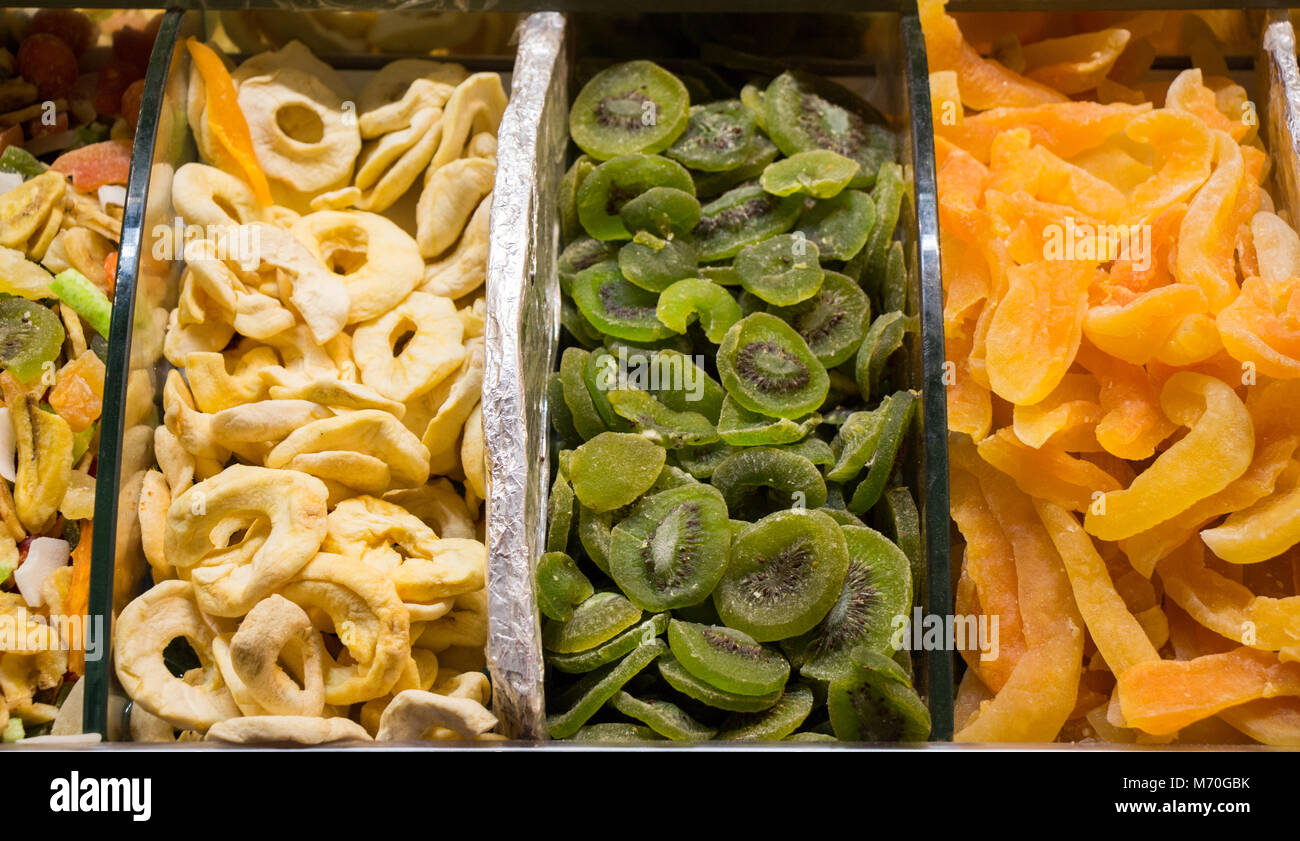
[114,37,504,744]
[541,59,929,742]
[926,1,1300,745]
[0,8,162,744]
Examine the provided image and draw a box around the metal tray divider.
[1262,10,1300,217]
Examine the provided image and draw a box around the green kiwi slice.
[548,613,669,674]
[847,389,917,514]
[559,237,619,297]
[827,647,930,741]
[561,347,610,440]
[862,161,905,277]
[739,81,767,131]
[699,264,741,286]
[880,241,907,316]
[717,313,828,419]
[714,509,849,641]
[767,270,871,368]
[716,683,814,740]
[570,61,690,160]
[854,310,908,399]
[796,189,876,262]
[607,484,731,611]
[826,402,889,482]
[606,387,719,448]
[693,183,802,262]
[577,503,613,574]
[786,731,837,742]
[0,298,64,384]
[657,655,782,713]
[693,134,779,198]
[799,524,912,681]
[655,278,742,343]
[577,154,695,241]
[571,261,674,343]
[760,150,860,198]
[582,348,633,432]
[611,690,718,740]
[619,186,701,239]
[569,431,666,512]
[775,436,835,467]
[672,441,738,480]
[878,486,922,592]
[734,233,824,307]
[572,723,663,742]
[664,100,757,172]
[667,619,790,696]
[561,297,604,349]
[618,234,699,293]
[614,347,724,423]
[559,156,596,242]
[717,396,820,447]
[536,551,594,622]
[542,590,643,653]
[763,71,894,190]
[549,374,581,445]
[547,639,668,738]
[547,473,578,553]
[710,446,828,516]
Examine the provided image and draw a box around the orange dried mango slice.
[939,101,1152,163]
[1012,373,1103,450]
[1219,276,1300,378]
[978,427,1120,512]
[1021,28,1131,95]
[1201,463,1300,564]
[1075,343,1177,460]
[985,259,1093,405]
[941,229,989,336]
[936,143,989,245]
[1165,68,1249,142]
[1246,379,1300,439]
[945,312,993,440]
[1123,110,1214,226]
[1174,132,1244,313]
[186,38,272,207]
[1069,139,1154,197]
[983,189,1100,266]
[1117,647,1300,735]
[954,455,1084,742]
[929,70,963,126]
[1251,211,1300,289]
[1084,372,1254,541]
[1084,285,1209,366]
[1153,312,1225,367]
[988,128,1126,221]
[1037,500,1161,676]
[1096,203,1185,303]
[1120,435,1298,576]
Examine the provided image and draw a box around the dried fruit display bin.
[81,6,521,744]
[489,10,954,744]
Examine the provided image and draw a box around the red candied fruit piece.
[26,9,98,57]
[27,111,68,140]
[120,79,145,133]
[93,61,142,117]
[51,139,133,192]
[17,33,80,100]
[111,26,154,79]
[0,124,22,155]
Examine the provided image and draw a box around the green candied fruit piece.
[611,691,717,740]
[535,551,593,622]
[760,150,860,199]
[568,431,666,512]
[547,639,668,738]
[655,277,742,343]
[542,590,643,654]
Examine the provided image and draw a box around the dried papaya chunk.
[977,427,1120,513]
[1084,372,1254,541]
[1251,211,1300,289]
[987,128,1126,221]
[941,230,989,336]
[936,142,989,245]
[985,259,1094,405]
[1069,140,1154,197]
[945,312,993,441]
[981,189,1099,267]
[1218,276,1300,379]
[1174,132,1243,313]
[1122,110,1214,226]
[1165,68,1249,142]
[1012,373,1103,451]
[1153,312,1224,367]
[1084,285,1209,366]
[1095,203,1185,304]
[1201,464,1300,564]
[1021,29,1131,96]
[1075,343,1177,460]
[937,101,1152,163]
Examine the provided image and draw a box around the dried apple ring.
[206,715,371,744]
[242,222,350,344]
[291,210,423,323]
[420,195,491,300]
[210,399,333,446]
[358,59,465,138]
[228,595,327,717]
[417,157,495,259]
[173,162,263,228]
[352,291,465,402]
[279,552,410,706]
[428,72,507,172]
[114,579,241,731]
[165,465,329,617]
[264,410,431,490]
[384,479,476,540]
[354,108,443,212]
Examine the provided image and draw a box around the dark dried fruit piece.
[664,99,757,172]
[668,619,790,696]
[717,313,828,419]
[570,61,690,160]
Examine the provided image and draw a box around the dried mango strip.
[1020,29,1131,96]
[978,427,1120,513]
[1085,372,1254,541]
[186,39,273,207]
[938,101,1152,164]
[941,230,989,336]
[1036,500,1161,676]
[1201,469,1300,564]
[945,314,993,441]
[1012,373,1103,451]
[1085,285,1209,366]
[936,143,989,245]
[987,128,1127,221]
[1218,276,1300,378]
[1122,110,1214,226]
[1117,647,1300,735]
[1174,132,1244,313]
[1165,68,1251,143]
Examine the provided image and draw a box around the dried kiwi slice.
[611,690,718,740]
[658,655,782,713]
[569,431,667,512]
[619,186,701,239]
[618,234,699,293]
[717,396,819,447]
[854,310,908,399]
[775,436,835,467]
[734,233,824,307]
[582,348,633,432]
[799,525,912,681]
[760,150,860,198]
[559,155,596,242]
[633,348,725,423]
[549,373,581,444]
[559,236,618,297]
[714,509,850,642]
[693,183,802,262]
[716,683,814,740]
[561,297,605,349]
[542,590,643,653]
[573,723,663,742]
[667,620,790,696]
[607,484,731,611]
[547,472,577,553]
[862,161,905,276]
[548,613,669,674]
[878,486,922,588]
[655,278,742,343]
[710,446,828,516]
[536,551,594,622]
[561,347,609,440]
[827,647,930,741]
[693,134,779,198]
[797,189,876,262]
[672,441,738,480]
[547,639,668,738]
[665,99,757,172]
[847,389,917,514]
[577,503,613,574]
[570,61,690,160]
[763,70,894,190]
[767,270,871,368]
[717,313,828,419]
[571,261,674,343]
[0,298,64,384]
[577,154,695,241]
[826,402,888,482]
[606,387,719,448]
